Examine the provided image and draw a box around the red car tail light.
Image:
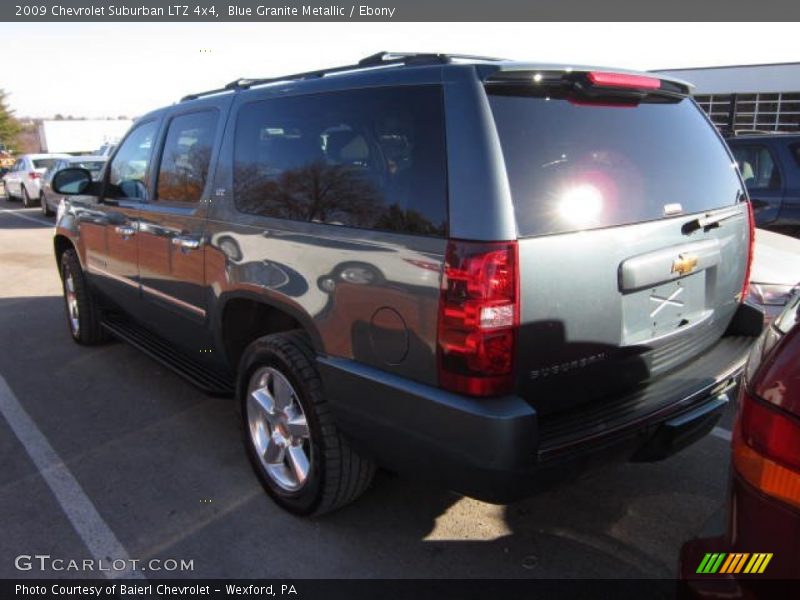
[733,395,800,511]
[28,171,41,180]
[733,326,800,510]
[586,71,661,91]
[437,240,519,397]
[740,200,756,302]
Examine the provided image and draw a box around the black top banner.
[5,0,800,21]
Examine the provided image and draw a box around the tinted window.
[44,161,63,181]
[33,158,59,169]
[107,120,158,200]
[731,145,782,190]
[156,110,218,203]
[233,86,447,236]
[487,90,744,237]
[790,143,800,168]
[74,160,105,180]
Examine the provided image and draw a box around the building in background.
[655,62,800,135]
[37,119,133,154]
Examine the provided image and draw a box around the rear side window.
[487,90,744,237]
[33,158,58,169]
[157,110,218,203]
[233,86,447,236]
[730,145,782,191]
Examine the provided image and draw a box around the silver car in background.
[3,153,71,207]
[39,155,106,217]
[749,228,800,322]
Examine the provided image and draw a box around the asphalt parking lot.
[0,193,738,580]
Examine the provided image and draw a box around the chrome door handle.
[172,236,201,250]
[114,225,136,236]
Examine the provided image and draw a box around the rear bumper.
[318,334,754,503]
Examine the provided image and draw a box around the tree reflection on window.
[233,87,447,237]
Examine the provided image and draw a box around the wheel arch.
[215,291,324,373]
[53,234,78,271]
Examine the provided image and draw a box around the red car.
[681,291,800,595]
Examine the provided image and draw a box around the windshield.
[487,88,745,237]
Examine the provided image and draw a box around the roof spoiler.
[483,67,693,97]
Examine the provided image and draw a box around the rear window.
[487,89,744,237]
[33,158,59,169]
[233,86,447,237]
[75,160,105,171]
[730,144,782,190]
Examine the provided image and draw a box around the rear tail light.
[733,391,800,510]
[437,240,519,397]
[740,200,756,302]
[28,171,41,180]
[734,321,800,510]
[587,71,661,91]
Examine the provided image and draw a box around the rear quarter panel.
[205,81,449,385]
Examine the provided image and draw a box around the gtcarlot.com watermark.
[15,554,194,573]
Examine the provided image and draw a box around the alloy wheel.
[246,367,311,492]
[64,267,80,336]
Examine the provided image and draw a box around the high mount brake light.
[437,240,519,397]
[587,71,661,91]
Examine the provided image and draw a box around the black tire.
[60,249,107,345]
[238,331,376,516]
[41,194,53,216]
[22,186,32,208]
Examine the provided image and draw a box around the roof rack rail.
[180,51,506,102]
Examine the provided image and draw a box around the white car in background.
[2,153,71,207]
[94,143,116,158]
[749,228,800,322]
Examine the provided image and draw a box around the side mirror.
[52,168,93,195]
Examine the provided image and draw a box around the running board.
[101,316,234,396]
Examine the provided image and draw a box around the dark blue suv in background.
[727,133,800,235]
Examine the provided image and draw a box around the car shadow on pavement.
[316,461,697,581]
[0,208,52,230]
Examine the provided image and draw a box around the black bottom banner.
[4,579,800,600]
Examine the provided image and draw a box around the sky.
[2,22,798,119]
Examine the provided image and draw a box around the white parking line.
[0,207,52,227]
[0,374,144,579]
[711,426,732,442]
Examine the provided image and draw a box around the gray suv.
[51,53,760,516]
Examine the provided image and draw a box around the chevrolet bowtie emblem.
[672,253,698,276]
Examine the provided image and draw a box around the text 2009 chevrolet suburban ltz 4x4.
[52,53,761,515]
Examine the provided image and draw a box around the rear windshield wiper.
[682,206,743,234]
